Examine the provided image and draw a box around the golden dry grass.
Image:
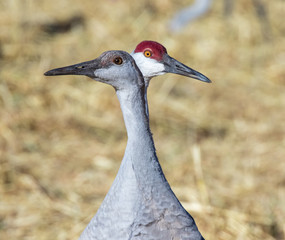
[0,0,285,239]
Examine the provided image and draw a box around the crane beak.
[163,55,211,83]
[44,59,99,78]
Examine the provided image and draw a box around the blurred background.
[0,0,284,239]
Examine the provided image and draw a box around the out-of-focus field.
[0,0,284,239]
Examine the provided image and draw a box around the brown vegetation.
[0,0,284,239]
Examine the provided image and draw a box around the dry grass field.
[0,0,285,239]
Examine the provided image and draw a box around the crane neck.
[116,86,166,189]
[116,86,149,139]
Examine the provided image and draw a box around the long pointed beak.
[44,58,99,78]
[163,55,211,83]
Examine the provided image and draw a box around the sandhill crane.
[45,50,207,239]
[131,40,211,116]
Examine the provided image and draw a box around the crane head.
[131,40,211,84]
[44,51,144,90]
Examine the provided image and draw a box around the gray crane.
[45,50,208,239]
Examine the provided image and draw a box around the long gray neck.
[117,86,149,140]
[116,86,167,191]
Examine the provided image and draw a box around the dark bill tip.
[44,69,60,76]
[190,70,212,83]
[165,55,212,83]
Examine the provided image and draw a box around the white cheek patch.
[131,52,165,78]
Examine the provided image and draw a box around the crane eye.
[144,50,152,58]
[113,57,123,65]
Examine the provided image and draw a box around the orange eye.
[113,57,123,65]
[144,50,152,58]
